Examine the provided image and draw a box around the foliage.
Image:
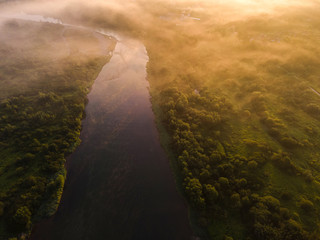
[144,2,320,239]
[0,20,115,238]
[12,207,32,232]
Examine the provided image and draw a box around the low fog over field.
[1,0,318,27]
[1,0,320,239]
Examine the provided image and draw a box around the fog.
[1,0,320,239]
[1,0,319,90]
[1,0,318,27]
[1,0,319,94]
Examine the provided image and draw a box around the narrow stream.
[4,14,194,240]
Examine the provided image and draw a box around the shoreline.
[0,15,117,238]
[31,33,192,240]
[146,70,208,240]
[29,37,116,239]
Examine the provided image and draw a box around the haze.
[1,0,318,24]
[1,0,320,239]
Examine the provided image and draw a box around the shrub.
[262,196,280,212]
[298,199,314,212]
[280,137,300,148]
[224,235,234,240]
[305,103,320,116]
[248,160,258,170]
[204,184,219,202]
[12,206,32,232]
[218,177,229,188]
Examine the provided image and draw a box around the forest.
[1,0,320,239]
[142,1,320,239]
[0,18,115,238]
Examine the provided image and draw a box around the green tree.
[218,177,229,188]
[231,193,241,208]
[204,184,219,202]
[13,206,32,231]
[248,160,258,170]
[185,178,205,208]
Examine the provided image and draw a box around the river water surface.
[22,24,193,239]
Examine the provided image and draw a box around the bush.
[184,178,205,208]
[224,236,234,240]
[261,196,280,212]
[248,160,258,170]
[280,208,290,220]
[231,193,241,207]
[305,103,320,117]
[299,199,314,212]
[204,184,219,202]
[218,177,229,188]
[280,137,300,148]
[12,206,32,232]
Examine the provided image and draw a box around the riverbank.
[141,2,320,238]
[30,33,193,240]
[148,87,208,240]
[0,18,116,238]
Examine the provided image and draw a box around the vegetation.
[1,0,320,239]
[140,1,320,239]
[0,19,115,238]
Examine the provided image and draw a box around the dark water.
[31,36,193,240]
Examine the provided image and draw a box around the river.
[4,14,194,240]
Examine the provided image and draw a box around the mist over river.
[22,20,193,239]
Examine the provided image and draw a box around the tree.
[204,184,219,202]
[13,206,32,232]
[299,199,314,212]
[231,193,241,208]
[281,219,309,240]
[261,196,280,212]
[219,177,229,188]
[248,160,258,170]
[185,178,205,208]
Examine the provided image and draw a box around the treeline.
[137,1,320,239]
[0,18,116,238]
[0,56,109,238]
[158,87,320,240]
